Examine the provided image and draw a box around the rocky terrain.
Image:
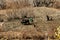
[0,0,60,40]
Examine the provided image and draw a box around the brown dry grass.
[0,7,60,40]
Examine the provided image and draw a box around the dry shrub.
[0,0,59,9]
[0,14,8,22]
[0,31,23,39]
[2,21,21,31]
[53,1,60,9]
[0,0,33,9]
[33,0,55,7]
[5,0,32,9]
[0,0,6,9]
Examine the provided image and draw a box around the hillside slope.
[0,7,60,40]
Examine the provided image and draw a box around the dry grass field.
[0,0,60,40]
